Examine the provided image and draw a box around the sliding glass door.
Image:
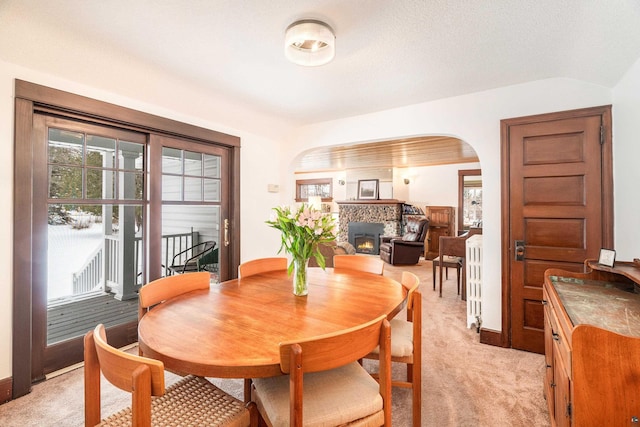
[146,135,229,283]
[29,117,231,379]
[13,80,240,398]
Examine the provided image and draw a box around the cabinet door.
[553,341,572,427]
[428,227,449,254]
[430,207,452,225]
[424,206,455,259]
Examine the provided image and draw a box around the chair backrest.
[197,246,218,271]
[279,315,392,426]
[84,324,165,427]
[401,271,420,312]
[238,257,288,278]
[438,228,481,258]
[279,314,389,373]
[138,271,210,320]
[333,255,384,275]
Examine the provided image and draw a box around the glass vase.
[292,257,309,296]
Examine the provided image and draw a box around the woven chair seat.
[99,375,250,427]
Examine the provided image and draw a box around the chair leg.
[432,260,437,291]
[439,261,444,297]
[412,362,421,427]
[461,260,467,302]
[244,378,252,403]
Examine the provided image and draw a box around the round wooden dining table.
[138,267,406,379]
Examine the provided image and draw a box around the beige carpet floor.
[0,259,550,426]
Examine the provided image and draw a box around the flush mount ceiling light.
[285,19,335,66]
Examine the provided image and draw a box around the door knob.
[515,240,525,261]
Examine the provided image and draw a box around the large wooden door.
[502,106,613,354]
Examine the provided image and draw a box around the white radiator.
[466,234,483,332]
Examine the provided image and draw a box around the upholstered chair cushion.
[368,318,413,358]
[337,241,357,254]
[252,362,384,426]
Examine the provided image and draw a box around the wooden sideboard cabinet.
[543,260,640,427]
[423,206,455,259]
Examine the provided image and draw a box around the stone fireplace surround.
[336,200,404,246]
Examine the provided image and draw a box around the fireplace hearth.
[348,222,385,255]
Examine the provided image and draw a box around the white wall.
[402,162,482,218]
[286,78,617,333]
[0,66,16,381]
[612,57,640,259]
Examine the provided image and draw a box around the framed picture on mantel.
[357,179,379,200]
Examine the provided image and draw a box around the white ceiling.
[2,0,640,127]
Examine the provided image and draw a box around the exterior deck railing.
[72,245,103,294]
[71,231,197,296]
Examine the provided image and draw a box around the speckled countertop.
[550,275,640,337]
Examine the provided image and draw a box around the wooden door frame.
[494,105,613,348]
[12,80,241,398]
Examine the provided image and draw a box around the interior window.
[458,169,482,231]
[295,178,332,202]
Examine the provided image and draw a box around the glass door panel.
[46,203,142,345]
[160,145,225,282]
[38,114,146,374]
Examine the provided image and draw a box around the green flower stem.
[293,257,309,296]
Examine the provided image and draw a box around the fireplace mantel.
[337,199,405,205]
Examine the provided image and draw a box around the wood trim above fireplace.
[336,199,405,205]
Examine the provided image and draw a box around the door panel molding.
[496,105,613,351]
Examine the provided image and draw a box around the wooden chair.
[138,271,210,321]
[365,271,422,427]
[251,315,392,426]
[84,324,255,427]
[334,254,385,275]
[138,272,210,363]
[435,228,482,299]
[432,255,462,297]
[238,257,287,278]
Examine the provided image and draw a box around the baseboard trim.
[479,328,509,347]
[0,376,12,405]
